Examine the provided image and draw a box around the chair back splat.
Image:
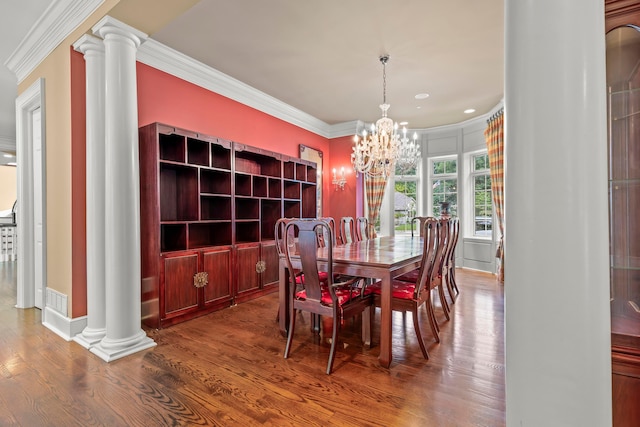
[339,216,356,244]
[282,219,372,374]
[356,217,369,241]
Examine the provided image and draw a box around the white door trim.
[15,78,47,321]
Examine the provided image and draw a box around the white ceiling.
[0,0,504,165]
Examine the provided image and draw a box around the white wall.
[418,106,502,273]
[0,165,17,211]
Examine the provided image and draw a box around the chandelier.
[351,55,401,178]
[396,126,421,173]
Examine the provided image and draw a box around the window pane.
[433,160,445,175]
[394,179,418,235]
[473,172,492,237]
[445,160,457,174]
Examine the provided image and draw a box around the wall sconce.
[332,167,347,191]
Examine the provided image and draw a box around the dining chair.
[317,217,337,247]
[339,216,356,244]
[443,217,460,303]
[410,216,433,238]
[282,219,373,374]
[395,217,452,322]
[355,217,369,241]
[369,217,441,358]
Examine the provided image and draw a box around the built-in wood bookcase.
[139,123,317,328]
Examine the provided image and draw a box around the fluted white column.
[91,16,155,361]
[73,34,107,349]
[505,1,611,425]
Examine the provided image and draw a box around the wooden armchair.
[282,219,373,374]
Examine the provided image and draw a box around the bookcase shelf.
[139,122,317,328]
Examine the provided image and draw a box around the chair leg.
[284,308,297,358]
[438,283,451,321]
[450,268,460,296]
[426,298,440,343]
[326,314,340,374]
[412,308,429,359]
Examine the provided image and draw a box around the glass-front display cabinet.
[607,23,640,373]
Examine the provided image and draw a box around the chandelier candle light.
[351,54,407,178]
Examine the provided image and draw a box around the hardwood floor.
[0,262,505,426]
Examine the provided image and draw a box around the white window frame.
[430,155,458,217]
[467,149,493,239]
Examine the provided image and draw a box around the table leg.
[278,259,289,336]
[378,272,392,368]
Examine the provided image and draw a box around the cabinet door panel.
[202,247,232,303]
[163,253,199,315]
[236,244,260,293]
[261,241,279,287]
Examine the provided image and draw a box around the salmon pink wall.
[328,135,359,221]
[136,63,330,162]
[70,49,87,317]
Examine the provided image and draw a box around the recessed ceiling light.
[415,93,430,100]
[416,106,422,109]
[399,121,408,126]
[464,109,476,114]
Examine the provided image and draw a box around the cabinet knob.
[255,260,266,273]
[193,272,209,288]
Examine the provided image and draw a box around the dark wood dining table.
[278,235,424,369]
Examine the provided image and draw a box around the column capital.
[73,34,104,55]
[92,16,148,48]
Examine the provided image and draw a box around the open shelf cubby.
[296,163,306,181]
[306,166,317,183]
[268,178,281,198]
[253,176,267,197]
[211,144,231,170]
[200,169,231,195]
[235,198,259,219]
[283,161,295,180]
[235,174,252,196]
[261,200,282,240]
[284,200,301,218]
[159,133,185,163]
[283,180,301,199]
[161,224,187,252]
[235,221,260,243]
[301,184,317,218]
[187,137,210,166]
[201,195,232,220]
[188,222,232,248]
[235,151,281,177]
[160,164,198,221]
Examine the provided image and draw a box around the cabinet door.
[235,243,261,294]
[162,252,199,318]
[261,241,279,287]
[202,246,232,305]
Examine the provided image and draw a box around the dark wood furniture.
[279,235,425,368]
[369,217,440,358]
[139,123,317,328]
[282,219,372,374]
[606,2,640,425]
[339,216,356,244]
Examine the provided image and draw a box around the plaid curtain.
[365,174,388,238]
[484,110,505,282]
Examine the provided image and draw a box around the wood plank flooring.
[0,262,506,426]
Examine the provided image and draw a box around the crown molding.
[137,38,337,138]
[0,136,16,152]
[4,0,105,84]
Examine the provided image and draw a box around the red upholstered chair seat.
[368,280,417,300]
[395,269,419,283]
[296,271,329,285]
[295,285,367,306]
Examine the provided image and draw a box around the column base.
[90,329,156,362]
[73,326,107,349]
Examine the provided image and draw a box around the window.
[394,162,418,235]
[471,152,492,237]
[431,157,457,216]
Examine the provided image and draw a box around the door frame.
[15,78,47,320]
